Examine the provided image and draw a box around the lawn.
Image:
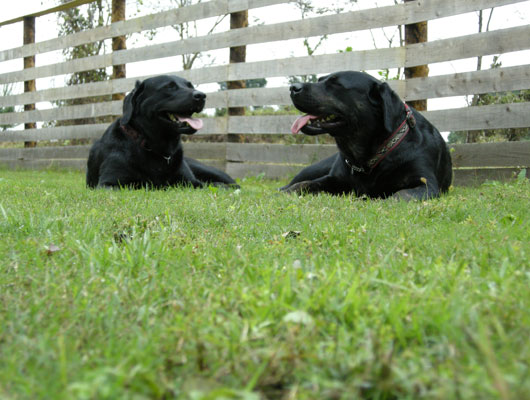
[0,169,529,399]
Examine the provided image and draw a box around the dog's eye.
[187,82,194,89]
[165,82,178,90]
[328,75,338,83]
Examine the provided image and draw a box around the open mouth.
[164,112,204,132]
[291,113,346,135]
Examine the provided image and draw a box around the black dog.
[86,75,238,189]
[281,71,452,200]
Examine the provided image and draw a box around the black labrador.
[281,71,452,200]
[86,75,238,189]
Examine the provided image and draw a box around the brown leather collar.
[345,103,416,174]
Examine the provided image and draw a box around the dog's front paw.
[280,181,313,195]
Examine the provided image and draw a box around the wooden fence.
[1,0,529,185]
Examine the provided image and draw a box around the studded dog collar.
[344,103,416,174]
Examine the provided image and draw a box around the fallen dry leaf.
[46,244,61,255]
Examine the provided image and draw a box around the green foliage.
[288,0,358,85]
[0,169,529,399]
[51,0,113,132]
[57,0,110,86]
[0,84,16,131]
[449,57,530,143]
[448,88,530,144]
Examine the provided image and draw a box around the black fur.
[281,71,452,200]
[86,75,238,189]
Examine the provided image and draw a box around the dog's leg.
[280,153,338,191]
[391,177,441,201]
[281,174,353,195]
[185,157,239,188]
[177,159,206,188]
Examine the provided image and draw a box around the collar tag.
[344,158,366,174]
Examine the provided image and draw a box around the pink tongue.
[178,116,203,130]
[291,114,318,134]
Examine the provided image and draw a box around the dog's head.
[290,71,404,138]
[121,75,206,136]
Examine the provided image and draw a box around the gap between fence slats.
[2,1,528,85]
[0,0,287,62]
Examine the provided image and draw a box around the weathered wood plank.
[0,0,287,62]
[0,119,227,142]
[183,142,227,160]
[0,145,90,160]
[0,159,87,171]
[227,143,336,164]
[0,158,225,173]
[0,143,227,161]
[0,0,95,27]
[0,125,108,142]
[404,65,530,101]
[3,61,530,109]
[406,25,530,68]
[424,102,530,132]
[0,141,527,188]
[450,142,530,168]
[222,103,530,134]
[0,101,122,125]
[225,142,530,168]
[3,101,529,138]
[452,167,527,186]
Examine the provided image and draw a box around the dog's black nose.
[290,83,303,94]
[193,90,206,101]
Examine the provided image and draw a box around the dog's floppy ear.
[121,80,144,125]
[369,82,404,133]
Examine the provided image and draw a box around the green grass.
[0,169,529,399]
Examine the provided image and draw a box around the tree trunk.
[23,17,37,148]
[111,0,126,101]
[227,11,248,143]
[404,0,428,111]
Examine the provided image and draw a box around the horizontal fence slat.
[0,118,229,142]
[1,142,527,187]
[227,143,336,164]
[0,145,90,160]
[450,142,530,168]
[0,101,122,125]
[0,124,108,142]
[452,167,526,186]
[182,142,227,160]
[0,159,87,170]
[3,54,530,109]
[424,102,530,132]
[0,143,228,161]
[406,25,530,68]
[0,0,287,62]
[3,101,530,140]
[404,65,530,101]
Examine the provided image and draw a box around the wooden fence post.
[23,16,37,148]
[227,10,248,143]
[111,0,126,101]
[404,0,428,111]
